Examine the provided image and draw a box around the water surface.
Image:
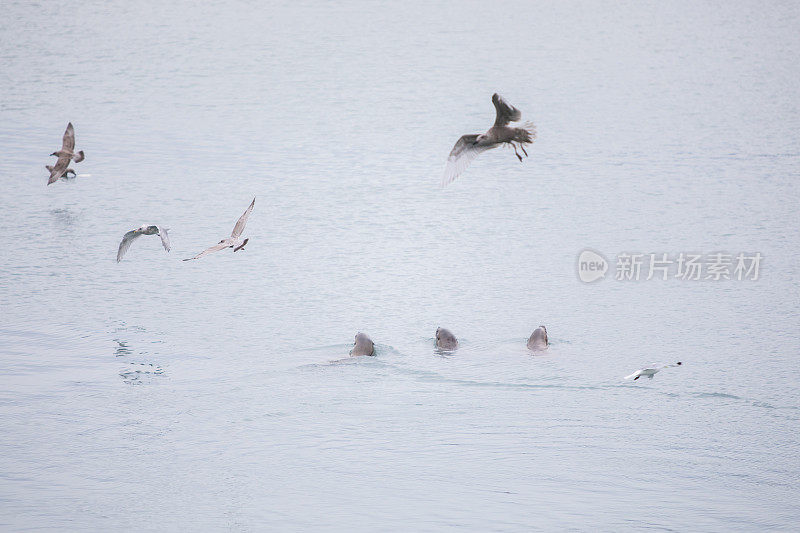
[1,1,799,530]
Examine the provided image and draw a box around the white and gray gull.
[442,93,536,186]
[624,362,682,381]
[183,198,255,261]
[117,225,171,262]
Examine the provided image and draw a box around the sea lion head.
[350,332,375,356]
[435,327,458,350]
[527,325,549,351]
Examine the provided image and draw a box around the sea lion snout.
[350,332,375,356]
[435,327,458,351]
[527,325,549,351]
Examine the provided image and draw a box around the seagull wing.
[231,197,255,239]
[155,226,171,252]
[624,369,643,380]
[117,230,142,262]
[183,241,230,261]
[62,122,75,152]
[441,134,493,186]
[492,93,522,127]
[47,155,71,185]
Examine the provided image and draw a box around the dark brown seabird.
[48,122,84,185]
[442,93,536,186]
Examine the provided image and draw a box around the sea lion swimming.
[527,325,548,351]
[349,332,375,356]
[435,327,458,350]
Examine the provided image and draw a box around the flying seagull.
[117,225,171,262]
[624,362,682,381]
[183,198,255,261]
[442,93,536,186]
[48,122,85,185]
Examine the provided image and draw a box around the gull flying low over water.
[48,122,85,185]
[117,225,171,262]
[442,93,536,186]
[624,362,682,381]
[183,198,255,261]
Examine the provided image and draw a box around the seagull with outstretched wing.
[442,93,536,186]
[45,165,76,182]
[624,362,682,381]
[48,122,85,185]
[183,198,255,261]
[117,225,171,262]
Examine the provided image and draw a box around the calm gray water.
[1,1,799,530]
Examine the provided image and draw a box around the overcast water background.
[1,1,799,530]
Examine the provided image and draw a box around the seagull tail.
[624,371,639,380]
[514,121,537,144]
[72,150,85,163]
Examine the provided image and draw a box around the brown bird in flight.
[47,122,85,185]
[442,93,536,186]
